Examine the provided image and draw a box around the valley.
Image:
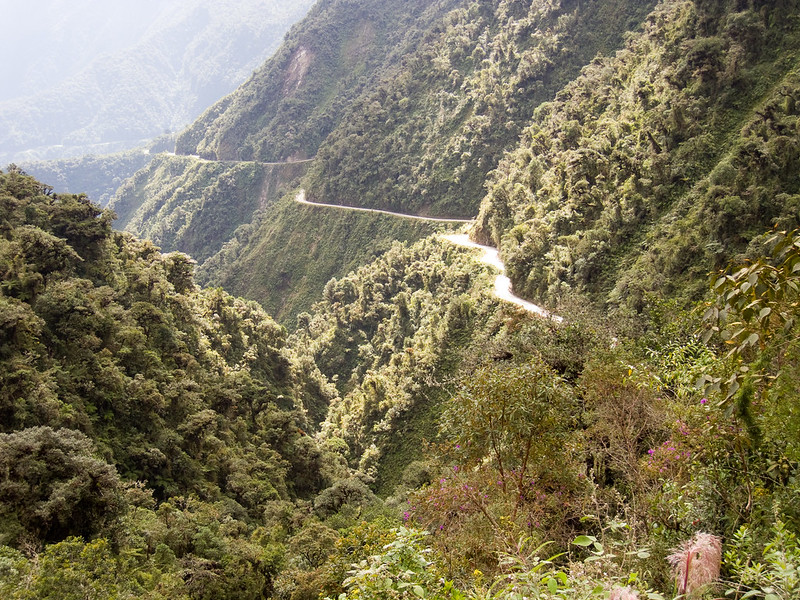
[2,1,800,599]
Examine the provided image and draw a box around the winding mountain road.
[294,189,474,223]
[159,153,559,319]
[167,152,316,167]
[294,189,560,320]
[440,234,561,321]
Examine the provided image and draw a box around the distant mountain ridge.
[0,0,316,164]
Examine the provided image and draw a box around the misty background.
[0,0,316,165]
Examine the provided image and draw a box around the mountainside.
[17,136,176,208]
[0,0,316,164]
[195,195,446,325]
[475,0,800,312]
[177,0,658,217]
[6,1,800,598]
[175,0,464,163]
[118,0,800,326]
[111,155,312,264]
[118,0,662,322]
[0,169,334,502]
[0,168,353,597]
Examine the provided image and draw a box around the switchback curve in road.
[293,189,559,320]
[441,234,562,322]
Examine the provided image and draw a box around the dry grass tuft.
[608,585,640,600]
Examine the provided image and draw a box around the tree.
[0,427,125,547]
[439,357,578,529]
[701,228,800,415]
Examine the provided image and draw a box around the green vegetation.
[198,196,447,325]
[20,147,154,207]
[111,155,310,263]
[475,0,800,312]
[177,0,459,162]
[5,0,800,598]
[0,168,341,598]
[284,222,800,600]
[306,0,658,217]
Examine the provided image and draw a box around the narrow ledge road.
[294,189,475,223]
[293,188,560,321]
[441,234,562,322]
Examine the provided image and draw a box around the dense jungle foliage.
[305,0,658,217]
[4,0,800,598]
[196,197,446,325]
[111,156,311,264]
[123,0,661,320]
[6,166,800,599]
[19,136,176,209]
[475,0,800,312]
[0,169,344,598]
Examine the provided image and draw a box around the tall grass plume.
[667,532,722,597]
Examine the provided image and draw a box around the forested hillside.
[176,0,659,216]
[119,0,661,320]
[111,155,312,264]
[305,0,658,217]
[4,0,800,598]
[18,135,176,208]
[196,196,446,325]
[475,0,800,312]
[175,0,462,163]
[0,169,340,597]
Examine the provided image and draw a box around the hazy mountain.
[0,0,316,164]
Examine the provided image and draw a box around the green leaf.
[412,585,425,598]
[573,535,596,547]
[585,555,604,562]
[547,578,558,594]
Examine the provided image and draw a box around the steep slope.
[0,168,345,596]
[474,0,800,310]
[196,195,446,326]
[0,168,334,503]
[177,0,658,216]
[120,0,660,322]
[176,0,464,162]
[111,155,312,263]
[304,0,659,217]
[0,0,316,164]
[18,136,175,207]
